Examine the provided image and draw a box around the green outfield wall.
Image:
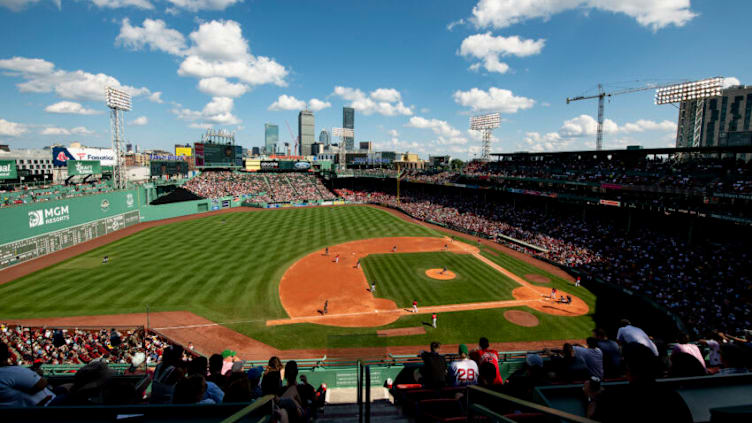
[0,190,140,246]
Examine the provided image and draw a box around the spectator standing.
[470,337,503,384]
[573,338,604,379]
[593,329,622,377]
[418,342,448,388]
[616,320,658,356]
[672,334,706,370]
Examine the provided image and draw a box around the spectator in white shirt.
[616,320,658,356]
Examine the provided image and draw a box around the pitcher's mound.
[426,269,456,280]
[504,310,539,327]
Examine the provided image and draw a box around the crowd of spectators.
[182,171,273,203]
[1,181,113,208]
[183,171,337,204]
[402,156,752,195]
[0,324,171,367]
[1,341,325,422]
[408,322,750,422]
[336,186,752,338]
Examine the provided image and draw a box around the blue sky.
[0,0,749,159]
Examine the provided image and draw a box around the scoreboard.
[194,143,243,167]
[150,160,189,176]
[0,210,140,269]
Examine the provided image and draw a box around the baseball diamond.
[0,205,595,352]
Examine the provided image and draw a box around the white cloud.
[130,116,148,126]
[44,101,101,115]
[0,56,152,102]
[471,0,697,31]
[460,32,545,74]
[268,94,306,111]
[388,129,399,137]
[173,96,240,125]
[332,86,413,116]
[116,18,186,55]
[0,0,59,11]
[197,77,249,97]
[0,118,27,136]
[148,91,164,103]
[308,98,331,112]
[90,0,154,9]
[723,77,741,88]
[407,116,468,146]
[453,87,535,113]
[165,0,241,12]
[41,126,94,136]
[447,19,465,31]
[370,88,402,103]
[407,116,461,138]
[523,114,678,152]
[177,20,288,87]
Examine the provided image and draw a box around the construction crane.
[284,120,298,156]
[566,82,678,151]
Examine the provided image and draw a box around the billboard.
[52,146,115,167]
[194,143,239,167]
[260,161,279,170]
[67,160,101,176]
[175,147,192,157]
[0,160,17,179]
[150,160,189,176]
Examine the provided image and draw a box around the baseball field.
[0,205,596,355]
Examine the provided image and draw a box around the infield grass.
[361,252,517,307]
[0,205,596,350]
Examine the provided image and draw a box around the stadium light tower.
[470,113,500,161]
[105,86,131,190]
[332,127,354,170]
[655,77,723,147]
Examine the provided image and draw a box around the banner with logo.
[52,146,115,167]
[0,160,17,179]
[175,147,192,157]
[67,160,101,175]
[0,189,139,246]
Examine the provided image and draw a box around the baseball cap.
[458,344,469,355]
[222,349,237,359]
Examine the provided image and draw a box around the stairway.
[316,400,409,423]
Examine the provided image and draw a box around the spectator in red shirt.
[470,337,503,384]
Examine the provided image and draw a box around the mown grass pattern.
[0,206,596,349]
[361,252,517,307]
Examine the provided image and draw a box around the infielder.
[334,255,340,264]
[370,281,375,293]
[323,300,328,315]
[412,300,418,313]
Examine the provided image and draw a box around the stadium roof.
[490,145,752,159]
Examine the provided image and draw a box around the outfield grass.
[361,252,517,307]
[0,205,596,350]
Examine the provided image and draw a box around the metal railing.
[218,395,275,423]
[467,385,598,423]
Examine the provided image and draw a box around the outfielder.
[370,281,375,293]
[432,313,437,328]
[412,300,418,313]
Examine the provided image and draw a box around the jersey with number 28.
[449,358,479,386]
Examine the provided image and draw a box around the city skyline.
[0,1,751,159]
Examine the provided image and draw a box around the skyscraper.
[319,129,330,146]
[343,107,354,151]
[298,110,315,156]
[676,85,752,148]
[264,123,279,155]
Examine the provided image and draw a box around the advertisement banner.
[194,143,205,166]
[175,147,192,157]
[52,146,115,167]
[67,160,101,175]
[0,160,17,179]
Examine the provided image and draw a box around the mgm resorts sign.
[28,205,70,228]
